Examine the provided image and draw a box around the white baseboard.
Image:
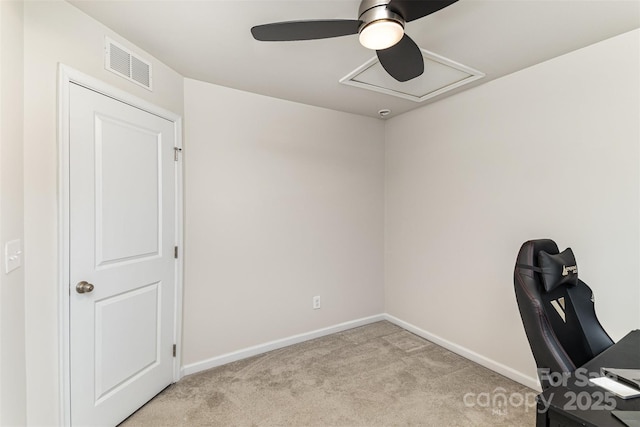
[181,314,386,377]
[383,314,542,392]
[181,312,541,393]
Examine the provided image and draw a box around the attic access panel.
[340,48,484,102]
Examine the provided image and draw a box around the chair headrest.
[516,239,579,292]
[538,248,578,292]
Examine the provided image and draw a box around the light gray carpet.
[121,321,536,426]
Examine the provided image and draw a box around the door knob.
[76,281,94,294]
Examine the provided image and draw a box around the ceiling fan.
[251,0,459,82]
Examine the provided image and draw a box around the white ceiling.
[69,0,640,119]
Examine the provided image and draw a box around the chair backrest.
[513,239,613,389]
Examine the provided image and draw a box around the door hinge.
[173,344,177,357]
[174,147,182,161]
[174,246,178,259]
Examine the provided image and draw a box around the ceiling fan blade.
[377,34,424,82]
[386,0,459,22]
[251,20,361,41]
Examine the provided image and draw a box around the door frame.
[57,64,184,426]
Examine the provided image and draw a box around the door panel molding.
[94,281,161,403]
[58,64,183,426]
[94,112,162,266]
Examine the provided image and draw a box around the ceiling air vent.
[105,37,153,91]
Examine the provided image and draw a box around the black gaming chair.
[513,239,613,389]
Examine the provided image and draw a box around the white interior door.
[69,82,177,426]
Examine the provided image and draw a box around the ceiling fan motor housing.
[358,0,405,32]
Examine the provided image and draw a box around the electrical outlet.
[313,296,321,310]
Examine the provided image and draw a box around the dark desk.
[537,330,640,427]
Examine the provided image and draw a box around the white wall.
[0,1,26,425]
[22,1,184,424]
[182,79,385,367]
[17,0,639,421]
[385,29,640,386]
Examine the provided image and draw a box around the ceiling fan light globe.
[359,20,404,50]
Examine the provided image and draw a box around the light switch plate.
[5,239,22,274]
